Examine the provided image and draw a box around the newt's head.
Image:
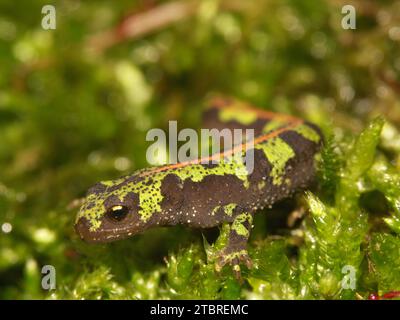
[75,176,152,243]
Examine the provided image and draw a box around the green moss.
[367,159,400,235]
[1,0,400,301]
[368,234,400,293]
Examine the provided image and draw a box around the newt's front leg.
[215,212,254,279]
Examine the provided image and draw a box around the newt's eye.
[107,205,129,222]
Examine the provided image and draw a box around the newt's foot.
[215,249,253,279]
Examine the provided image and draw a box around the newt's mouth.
[74,217,101,243]
[74,217,135,243]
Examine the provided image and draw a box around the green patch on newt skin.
[76,190,107,230]
[174,156,249,187]
[76,177,128,228]
[232,213,253,237]
[211,206,220,216]
[263,120,285,133]
[255,137,295,185]
[219,107,258,125]
[77,172,171,231]
[89,219,101,231]
[223,203,237,217]
[294,124,321,143]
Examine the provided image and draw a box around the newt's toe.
[215,249,253,279]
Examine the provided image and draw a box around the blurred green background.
[0,0,400,299]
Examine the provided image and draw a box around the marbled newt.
[75,97,323,277]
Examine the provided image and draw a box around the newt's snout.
[74,217,95,243]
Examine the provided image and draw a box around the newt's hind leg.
[215,212,254,279]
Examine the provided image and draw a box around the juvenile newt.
[75,97,323,277]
